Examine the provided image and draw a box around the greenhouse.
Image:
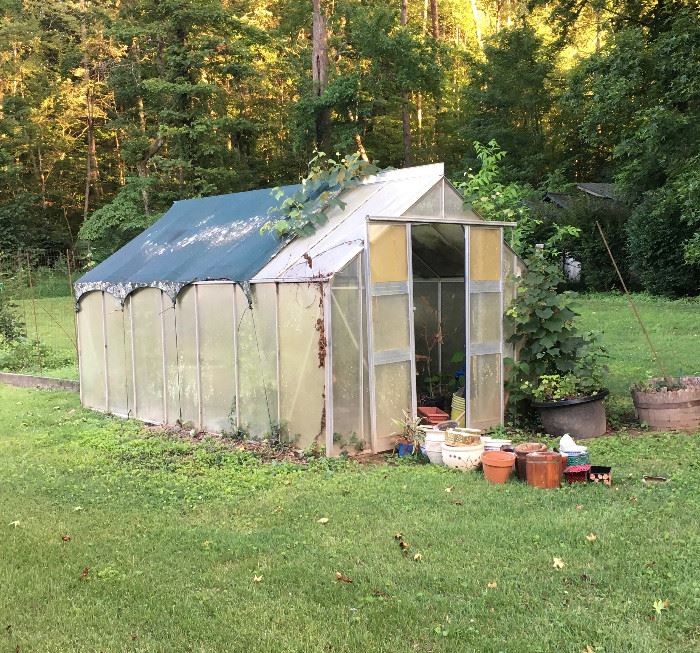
[74,163,522,455]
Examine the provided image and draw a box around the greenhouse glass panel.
[197,284,236,433]
[444,185,480,219]
[175,286,199,427]
[469,292,501,349]
[368,224,408,283]
[470,353,502,429]
[470,228,502,281]
[235,283,278,437]
[161,297,179,425]
[103,293,129,416]
[403,181,443,217]
[331,257,364,454]
[130,288,165,424]
[278,283,325,448]
[374,361,412,451]
[77,292,105,411]
[441,281,466,378]
[371,294,410,352]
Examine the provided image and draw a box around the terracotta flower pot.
[514,442,548,481]
[481,450,516,484]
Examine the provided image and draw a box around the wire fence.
[0,249,85,378]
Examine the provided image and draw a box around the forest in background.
[0,0,699,295]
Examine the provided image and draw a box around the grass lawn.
[1,384,700,652]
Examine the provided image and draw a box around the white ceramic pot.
[441,442,484,471]
[424,429,445,465]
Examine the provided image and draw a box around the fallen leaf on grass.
[552,557,565,570]
[653,599,669,615]
[252,575,263,583]
[61,535,72,542]
[317,517,329,525]
[80,566,90,579]
[585,533,597,543]
[399,540,410,551]
[413,553,423,562]
[444,486,454,493]
[335,571,353,584]
[583,646,594,653]
[8,521,20,528]
[487,581,497,589]
[73,506,83,512]
[452,500,464,506]
[575,504,584,510]
[393,532,403,540]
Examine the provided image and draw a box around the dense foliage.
[0,0,698,293]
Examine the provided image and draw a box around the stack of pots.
[422,427,445,465]
[441,428,484,470]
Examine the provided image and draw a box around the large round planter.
[532,390,609,439]
[441,442,483,470]
[631,377,700,431]
[481,450,515,484]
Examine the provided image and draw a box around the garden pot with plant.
[528,373,609,439]
[631,376,700,430]
[392,411,425,457]
[505,243,609,438]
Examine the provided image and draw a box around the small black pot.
[532,389,609,439]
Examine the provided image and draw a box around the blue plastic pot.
[396,442,415,457]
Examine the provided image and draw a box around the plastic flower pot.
[481,450,516,484]
[532,389,609,439]
[396,442,415,457]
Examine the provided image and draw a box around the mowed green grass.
[577,293,700,398]
[1,384,700,652]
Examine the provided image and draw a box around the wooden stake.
[595,221,669,380]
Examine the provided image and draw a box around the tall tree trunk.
[401,0,413,166]
[312,0,330,149]
[470,0,483,49]
[81,0,101,222]
[429,0,439,39]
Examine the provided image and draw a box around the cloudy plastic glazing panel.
[372,294,410,352]
[103,293,130,416]
[403,180,443,217]
[443,185,481,220]
[374,361,412,451]
[130,288,165,424]
[197,284,236,433]
[470,353,502,430]
[160,297,179,425]
[77,291,106,411]
[175,285,199,427]
[235,283,278,437]
[368,224,408,283]
[278,283,326,449]
[470,228,502,281]
[331,260,364,454]
[469,292,501,348]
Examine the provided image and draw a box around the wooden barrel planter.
[631,376,700,430]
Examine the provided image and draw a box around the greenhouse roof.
[75,163,480,302]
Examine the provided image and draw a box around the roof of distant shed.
[75,184,301,302]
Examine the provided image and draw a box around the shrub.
[0,339,72,373]
[626,188,700,296]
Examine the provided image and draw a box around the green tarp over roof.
[75,184,300,302]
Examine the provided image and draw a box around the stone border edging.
[0,372,79,392]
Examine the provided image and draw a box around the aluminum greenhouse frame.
[75,163,522,454]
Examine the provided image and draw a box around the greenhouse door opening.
[412,224,466,421]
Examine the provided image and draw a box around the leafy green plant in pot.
[505,243,609,438]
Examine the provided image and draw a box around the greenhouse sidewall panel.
[77,291,106,412]
[278,282,326,449]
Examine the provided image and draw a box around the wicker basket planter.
[631,376,700,431]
